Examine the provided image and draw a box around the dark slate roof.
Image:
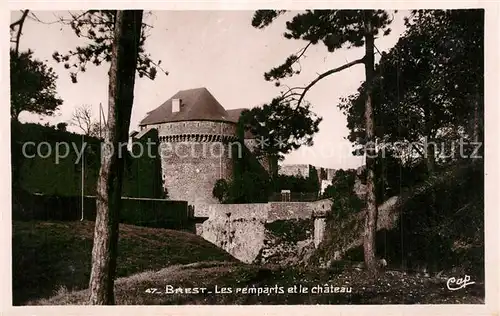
[225,108,247,123]
[140,87,236,125]
[134,127,153,139]
[139,87,256,139]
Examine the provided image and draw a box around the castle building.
[136,87,262,205]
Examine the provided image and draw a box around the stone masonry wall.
[196,196,402,267]
[197,199,333,264]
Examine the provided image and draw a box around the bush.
[227,171,271,203]
[213,179,230,203]
[265,218,313,243]
[322,169,363,218]
[213,172,271,204]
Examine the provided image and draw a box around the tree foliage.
[252,9,395,274]
[239,99,322,167]
[322,169,363,218]
[10,49,63,120]
[213,172,271,204]
[56,122,68,131]
[51,10,168,83]
[308,165,320,193]
[252,10,393,99]
[338,10,484,169]
[71,104,107,138]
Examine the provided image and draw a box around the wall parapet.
[159,134,238,143]
[193,199,333,222]
[157,120,237,137]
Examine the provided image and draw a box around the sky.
[11,10,408,169]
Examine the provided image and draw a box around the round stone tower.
[138,87,249,206]
[158,120,238,205]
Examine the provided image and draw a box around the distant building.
[320,179,332,195]
[278,164,310,178]
[325,168,337,180]
[278,164,336,181]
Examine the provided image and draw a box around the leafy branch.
[48,10,168,83]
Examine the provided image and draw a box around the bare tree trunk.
[268,155,278,180]
[362,11,379,275]
[423,100,435,174]
[10,10,29,57]
[10,9,28,193]
[11,119,22,190]
[425,140,435,174]
[472,93,484,159]
[88,10,143,305]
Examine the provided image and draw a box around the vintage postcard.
[2,2,499,316]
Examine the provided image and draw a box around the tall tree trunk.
[425,140,435,174]
[88,10,143,305]
[268,155,278,180]
[475,93,484,159]
[11,119,22,190]
[267,154,278,194]
[473,93,480,143]
[11,10,29,57]
[423,100,435,174]
[362,11,379,275]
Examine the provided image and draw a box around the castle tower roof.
[140,87,242,126]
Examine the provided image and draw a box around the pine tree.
[252,9,395,274]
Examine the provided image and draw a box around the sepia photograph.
[5,5,495,313]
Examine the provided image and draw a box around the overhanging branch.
[296,57,365,107]
[295,42,312,61]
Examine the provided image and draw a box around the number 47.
[145,288,158,293]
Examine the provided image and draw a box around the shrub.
[213,179,230,203]
[322,169,363,218]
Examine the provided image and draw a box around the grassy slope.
[15,161,486,305]
[33,261,484,305]
[12,221,236,305]
[18,215,485,305]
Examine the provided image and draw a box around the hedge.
[12,122,164,199]
[12,189,189,230]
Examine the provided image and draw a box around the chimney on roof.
[172,98,181,113]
